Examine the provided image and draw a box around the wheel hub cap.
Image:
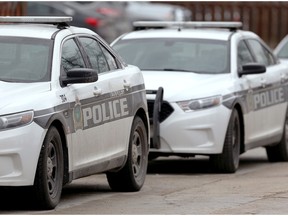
[47,157,53,178]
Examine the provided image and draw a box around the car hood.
[142,71,233,102]
[0,81,51,113]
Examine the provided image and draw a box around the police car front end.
[152,94,231,155]
[0,111,45,186]
[144,71,234,156]
[0,82,53,186]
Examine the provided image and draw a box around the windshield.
[0,36,52,82]
[113,38,229,74]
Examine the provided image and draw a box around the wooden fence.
[170,1,288,48]
[0,2,25,16]
[1,2,288,48]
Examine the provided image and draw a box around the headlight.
[177,95,222,112]
[0,111,34,130]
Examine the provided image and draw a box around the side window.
[101,44,118,70]
[277,39,288,58]
[238,40,254,71]
[61,39,85,73]
[79,37,109,73]
[247,39,275,66]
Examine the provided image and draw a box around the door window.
[237,40,254,71]
[61,39,85,73]
[79,37,118,73]
[247,39,276,66]
[102,46,118,70]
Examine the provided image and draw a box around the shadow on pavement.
[0,182,111,211]
[148,156,212,174]
[61,182,111,199]
[0,186,37,211]
[147,153,268,175]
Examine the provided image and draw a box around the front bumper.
[0,122,45,186]
[150,102,232,155]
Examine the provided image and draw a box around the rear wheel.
[266,113,288,162]
[210,109,241,173]
[33,126,64,210]
[107,116,148,191]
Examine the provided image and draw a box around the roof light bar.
[0,16,72,24]
[133,21,242,30]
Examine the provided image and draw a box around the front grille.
[147,100,174,123]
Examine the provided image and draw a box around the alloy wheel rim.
[47,141,57,197]
[132,130,142,177]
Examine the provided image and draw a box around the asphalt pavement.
[1,148,288,214]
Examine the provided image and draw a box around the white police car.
[0,16,149,209]
[111,21,288,173]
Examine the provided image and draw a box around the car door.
[77,36,134,161]
[237,39,267,146]
[239,38,287,146]
[247,39,288,143]
[60,36,111,171]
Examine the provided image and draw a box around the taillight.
[85,17,101,27]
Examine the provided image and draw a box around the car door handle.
[123,80,131,89]
[93,88,102,96]
[281,74,288,83]
[260,79,266,88]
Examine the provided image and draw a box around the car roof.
[118,21,255,41]
[0,24,94,39]
[0,24,64,39]
[121,28,236,41]
[0,16,94,39]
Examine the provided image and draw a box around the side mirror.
[239,63,266,77]
[61,68,98,86]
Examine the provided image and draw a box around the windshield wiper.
[0,78,13,82]
[163,68,193,72]
[141,68,163,71]
[141,68,206,73]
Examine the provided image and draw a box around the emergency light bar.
[133,21,242,31]
[0,16,72,26]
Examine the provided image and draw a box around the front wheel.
[266,113,288,162]
[107,116,148,191]
[33,126,64,210]
[210,109,241,173]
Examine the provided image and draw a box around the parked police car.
[0,17,149,209]
[111,21,288,173]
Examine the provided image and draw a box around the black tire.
[107,116,148,192]
[33,126,64,210]
[210,109,241,173]
[266,113,288,162]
